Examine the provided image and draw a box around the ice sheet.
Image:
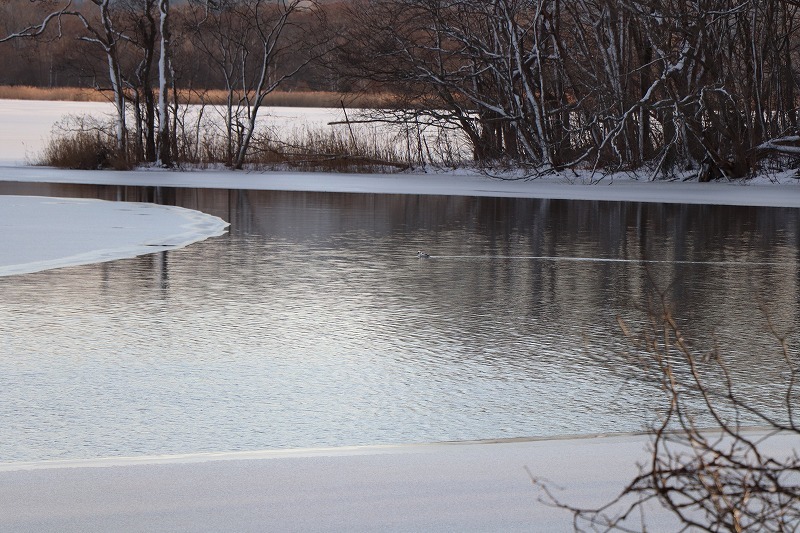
[1,164,800,207]
[0,196,228,276]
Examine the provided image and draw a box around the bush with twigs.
[533,287,800,531]
[37,113,419,172]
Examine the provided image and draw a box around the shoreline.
[0,86,388,108]
[1,431,794,531]
[0,431,652,472]
[0,424,779,472]
[2,165,800,208]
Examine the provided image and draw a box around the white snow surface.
[1,97,799,207]
[2,164,800,207]
[0,100,114,165]
[0,432,796,532]
[0,195,228,276]
[0,99,340,165]
[0,435,684,532]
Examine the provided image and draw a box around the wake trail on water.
[425,255,786,266]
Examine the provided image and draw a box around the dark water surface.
[0,182,798,462]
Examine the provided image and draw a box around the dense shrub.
[36,115,132,170]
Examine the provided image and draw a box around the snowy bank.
[0,434,668,532]
[2,99,799,208]
[0,196,228,276]
[0,432,795,532]
[2,164,800,208]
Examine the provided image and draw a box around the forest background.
[3,0,800,179]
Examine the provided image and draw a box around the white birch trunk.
[107,53,126,155]
[98,0,126,156]
[157,0,171,166]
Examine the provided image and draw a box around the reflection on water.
[0,182,798,462]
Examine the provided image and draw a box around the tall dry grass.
[242,126,411,172]
[185,89,396,108]
[34,114,132,170]
[37,112,413,172]
[0,85,108,102]
[0,85,395,108]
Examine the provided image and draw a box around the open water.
[0,182,797,462]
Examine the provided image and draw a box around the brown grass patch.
[184,89,397,109]
[36,112,411,172]
[0,85,396,108]
[37,131,130,170]
[0,85,110,102]
[35,114,132,170]
[242,126,411,172]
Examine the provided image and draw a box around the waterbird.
[417,250,431,258]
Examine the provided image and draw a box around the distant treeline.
[4,0,800,178]
[0,0,340,92]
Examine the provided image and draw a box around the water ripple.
[0,189,797,462]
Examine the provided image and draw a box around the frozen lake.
[0,99,346,165]
[0,181,798,462]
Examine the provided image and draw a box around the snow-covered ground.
[0,431,796,532]
[0,100,111,165]
[2,97,799,208]
[2,164,800,207]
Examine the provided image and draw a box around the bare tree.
[7,0,800,177]
[232,0,326,169]
[186,0,255,166]
[185,0,329,169]
[117,0,159,162]
[0,1,128,157]
[157,0,172,166]
[339,0,800,178]
[0,0,182,165]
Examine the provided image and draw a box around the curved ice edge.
[0,197,229,277]
[0,427,783,472]
[134,201,230,248]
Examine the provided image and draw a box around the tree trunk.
[157,0,171,167]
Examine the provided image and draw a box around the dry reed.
[37,112,412,172]
[184,89,396,108]
[242,126,411,172]
[0,85,108,102]
[0,85,395,108]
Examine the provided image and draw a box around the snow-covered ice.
[0,99,341,165]
[0,100,114,165]
[2,164,800,208]
[0,196,228,276]
[0,435,677,531]
[0,432,795,532]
